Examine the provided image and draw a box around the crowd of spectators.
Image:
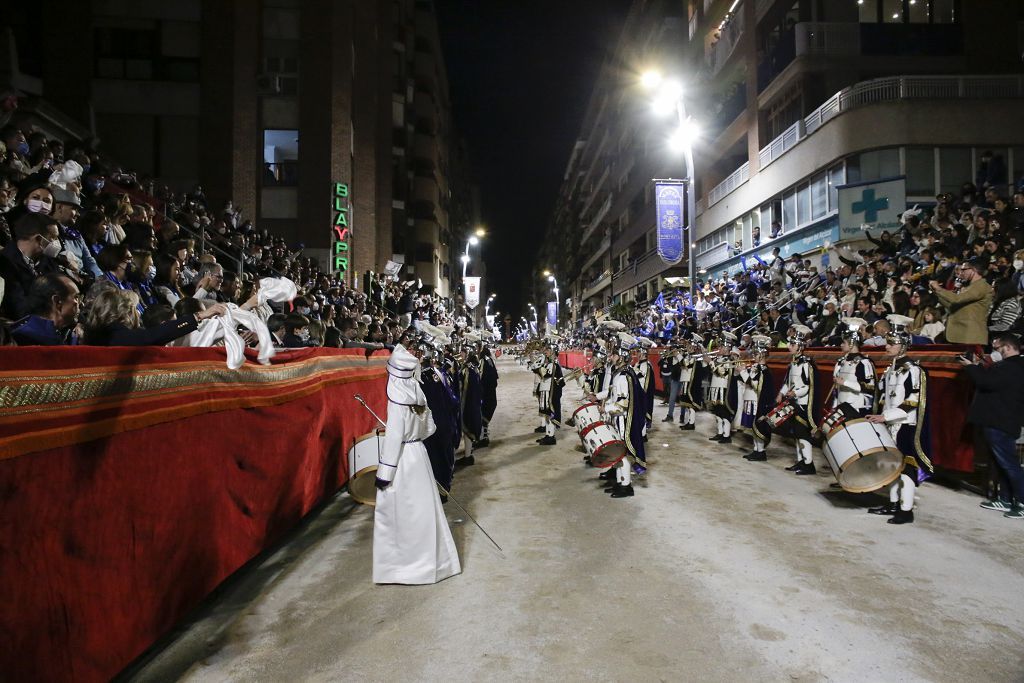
[594,183,1024,351]
[0,119,468,350]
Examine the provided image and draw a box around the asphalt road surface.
[128,356,1024,682]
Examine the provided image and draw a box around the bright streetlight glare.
[468,235,479,246]
[474,227,486,237]
[640,70,662,89]
[651,95,676,117]
[460,254,470,264]
[547,275,555,282]
[668,118,700,153]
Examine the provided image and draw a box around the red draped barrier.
[559,347,976,473]
[0,347,389,683]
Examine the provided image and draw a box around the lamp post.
[643,71,700,299]
[544,271,559,332]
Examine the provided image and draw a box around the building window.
[263,130,299,186]
[827,164,844,210]
[810,172,828,220]
[782,191,796,233]
[906,147,936,196]
[858,0,879,23]
[847,148,900,183]
[939,147,972,194]
[884,0,904,22]
[797,183,811,226]
[931,0,957,23]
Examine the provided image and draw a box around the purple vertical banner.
[546,301,558,327]
[655,181,686,266]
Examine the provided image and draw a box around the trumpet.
[557,367,585,385]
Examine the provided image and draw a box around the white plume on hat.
[887,314,915,329]
[600,319,626,331]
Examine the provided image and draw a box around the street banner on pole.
[464,277,481,309]
[546,301,558,329]
[654,180,686,265]
[838,176,906,239]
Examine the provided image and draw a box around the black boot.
[747,451,767,462]
[868,502,899,515]
[795,462,817,475]
[474,438,490,449]
[680,423,695,430]
[718,435,732,444]
[887,509,914,524]
[604,482,621,493]
[454,455,475,468]
[537,435,556,446]
[610,484,635,498]
[534,426,546,433]
[599,469,615,480]
[662,415,674,423]
[784,462,802,471]
[709,434,723,442]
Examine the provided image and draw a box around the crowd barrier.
[559,346,977,473]
[0,347,390,682]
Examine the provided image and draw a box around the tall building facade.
[7,0,471,292]
[540,0,1024,324]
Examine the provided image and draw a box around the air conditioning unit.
[256,73,282,95]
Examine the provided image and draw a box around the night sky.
[434,0,632,325]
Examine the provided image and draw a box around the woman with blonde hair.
[82,287,225,346]
[914,307,946,341]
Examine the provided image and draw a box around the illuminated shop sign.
[332,182,350,273]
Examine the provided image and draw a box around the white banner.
[838,177,906,239]
[464,277,481,309]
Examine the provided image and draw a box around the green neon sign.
[332,182,350,273]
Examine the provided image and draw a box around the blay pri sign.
[332,182,350,274]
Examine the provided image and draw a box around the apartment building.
[541,0,1024,325]
[7,0,472,291]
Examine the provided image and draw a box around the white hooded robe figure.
[373,344,462,585]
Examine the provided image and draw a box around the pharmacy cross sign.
[851,188,889,223]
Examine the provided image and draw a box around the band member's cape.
[545,362,564,427]
[873,358,934,484]
[422,367,459,494]
[622,366,647,465]
[680,361,708,410]
[637,360,655,427]
[460,363,483,440]
[481,353,499,422]
[748,366,776,445]
[710,365,739,420]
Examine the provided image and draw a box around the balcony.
[581,193,612,244]
[697,161,750,213]
[582,270,612,301]
[706,2,745,76]
[580,233,611,273]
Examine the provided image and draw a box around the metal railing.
[704,161,750,209]
[706,4,745,76]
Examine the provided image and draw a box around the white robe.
[373,393,461,585]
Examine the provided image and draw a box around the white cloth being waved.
[181,304,276,369]
[373,345,461,585]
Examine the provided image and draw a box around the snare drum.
[348,431,384,505]
[818,407,848,435]
[572,402,603,434]
[763,401,796,429]
[821,419,903,493]
[579,421,627,468]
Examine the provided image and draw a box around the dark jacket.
[0,242,57,318]
[965,355,1024,434]
[86,314,199,346]
[11,315,73,346]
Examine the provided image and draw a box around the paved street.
[131,357,1024,682]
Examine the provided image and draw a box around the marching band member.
[739,335,775,461]
[707,333,739,444]
[529,346,546,433]
[773,324,818,475]
[659,344,681,422]
[830,318,876,419]
[596,333,647,498]
[477,342,499,448]
[418,332,459,500]
[678,334,704,431]
[534,342,563,446]
[865,314,933,525]
[373,342,461,584]
[631,338,655,439]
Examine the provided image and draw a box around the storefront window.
[810,172,827,220]
[906,147,936,196]
[827,164,844,210]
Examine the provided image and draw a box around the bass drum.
[572,402,603,434]
[348,431,384,506]
[821,419,903,493]
[579,421,627,468]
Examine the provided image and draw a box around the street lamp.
[485,293,496,316]
[547,274,559,331]
[462,234,480,279]
[642,69,700,300]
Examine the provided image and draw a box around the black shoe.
[583,455,592,465]
[610,484,635,498]
[662,416,674,423]
[604,482,620,493]
[795,462,816,475]
[537,436,556,446]
[474,438,490,449]
[868,503,899,515]
[680,423,695,430]
[784,463,802,471]
[887,509,914,525]
[718,436,732,444]
[709,434,723,442]
[534,426,546,433]
[599,470,615,480]
[747,451,767,462]
[454,455,475,468]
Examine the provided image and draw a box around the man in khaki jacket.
[929,260,993,345]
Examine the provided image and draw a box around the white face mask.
[990,350,1003,363]
[1014,259,1023,271]
[26,198,49,213]
[41,236,61,258]
[146,265,157,281]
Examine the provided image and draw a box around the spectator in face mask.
[10,273,80,345]
[281,313,311,348]
[0,212,61,318]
